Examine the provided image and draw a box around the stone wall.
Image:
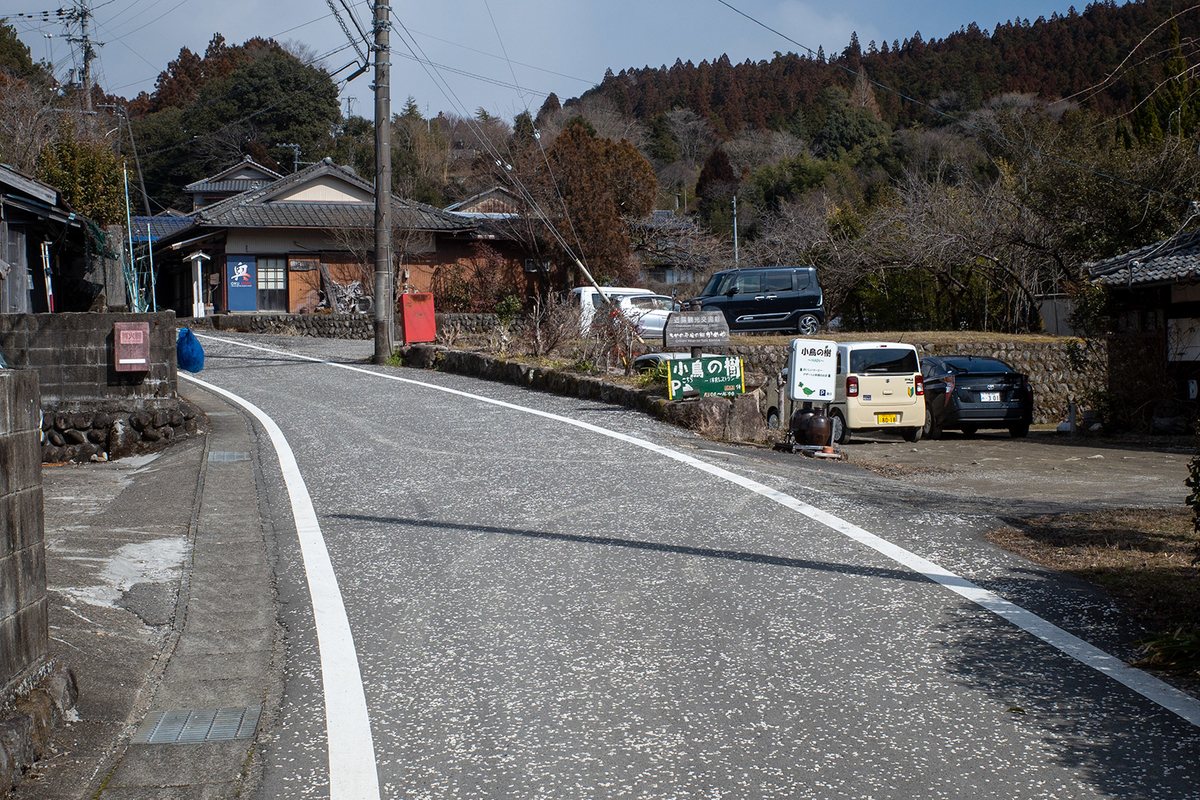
[398,345,767,442]
[199,311,500,340]
[731,339,1104,425]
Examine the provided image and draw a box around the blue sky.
[8,0,1104,121]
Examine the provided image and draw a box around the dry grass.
[734,330,1070,347]
[988,509,1200,631]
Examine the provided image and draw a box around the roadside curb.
[396,344,770,443]
[93,384,280,799]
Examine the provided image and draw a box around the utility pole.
[65,1,99,112]
[372,1,393,363]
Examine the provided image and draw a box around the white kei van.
[569,286,654,332]
[829,342,925,443]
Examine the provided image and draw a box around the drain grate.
[208,451,251,462]
[132,707,261,744]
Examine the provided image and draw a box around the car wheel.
[922,408,942,440]
[1009,423,1030,438]
[766,408,781,430]
[902,426,922,443]
[960,424,978,437]
[797,313,820,336]
[831,410,850,444]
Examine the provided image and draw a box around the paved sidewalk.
[17,385,280,799]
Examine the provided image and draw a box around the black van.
[685,266,824,334]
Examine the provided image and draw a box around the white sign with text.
[787,338,837,402]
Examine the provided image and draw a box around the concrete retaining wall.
[0,370,46,693]
[0,312,178,410]
[0,369,79,794]
[731,339,1104,425]
[0,312,200,463]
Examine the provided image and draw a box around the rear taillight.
[847,376,859,397]
[915,375,924,396]
[945,376,955,395]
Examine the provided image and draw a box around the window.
[849,348,919,374]
[764,271,793,292]
[734,271,763,293]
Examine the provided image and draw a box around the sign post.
[786,338,838,452]
[663,309,729,356]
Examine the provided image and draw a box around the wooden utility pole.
[372,1,394,363]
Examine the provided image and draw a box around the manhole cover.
[132,707,261,744]
[208,451,250,462]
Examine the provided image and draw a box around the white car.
[569,286,655,332]
[614,294,682,338]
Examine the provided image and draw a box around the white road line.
[196,333,1200,730]
[180,372,381,800]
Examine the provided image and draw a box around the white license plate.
[980,392,1001,402]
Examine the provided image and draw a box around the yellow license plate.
[877,413,900,424]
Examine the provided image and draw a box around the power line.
[389,18,585,267]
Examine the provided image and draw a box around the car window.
[795,271,810,289]
[628,296,654,309]
[649,296,675,311]
[592,294,607,309]
[849,348,919,374]
[704,273,735,296]
[945,357,1013,373]
[765,271,792,292]
[735,271,763,293]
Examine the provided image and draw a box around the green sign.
[667,356,746,399]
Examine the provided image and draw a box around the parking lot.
[840,428,1191,511]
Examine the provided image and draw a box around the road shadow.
[330,512,927,585]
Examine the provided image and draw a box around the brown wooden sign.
[662,310,730,350]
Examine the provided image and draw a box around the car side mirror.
[726,287,739,297]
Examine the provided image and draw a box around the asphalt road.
[188,332,1200,800]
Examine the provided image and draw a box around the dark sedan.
[920,355,1034,439]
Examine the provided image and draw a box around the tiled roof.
[187,159,474,233]
[130,215,194,242]
[187,179,271,194]
[1088,232,1200,286]
[184,157,282,192]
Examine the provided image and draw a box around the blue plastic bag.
[176,327,204,373]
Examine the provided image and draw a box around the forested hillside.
[582,0,1190,134]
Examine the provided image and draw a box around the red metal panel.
[400,293,436,344]
[114,322,151,372]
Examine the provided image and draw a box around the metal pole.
[732,194,739,267]
[372,0,394,363]
[123,164,139,312]
[147,223,156,312]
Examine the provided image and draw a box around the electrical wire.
[716,0,1197,206]
[403,24,592,85]
[389,17,586,266]
[482,0,588,272]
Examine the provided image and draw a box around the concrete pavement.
[16,384,280,800]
